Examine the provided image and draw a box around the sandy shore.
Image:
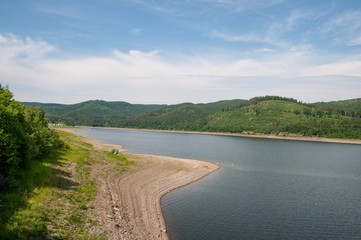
[56,128,219,239]
[93,154,219,240]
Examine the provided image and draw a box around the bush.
[0,84,63,189]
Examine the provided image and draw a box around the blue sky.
[1,0,361,104]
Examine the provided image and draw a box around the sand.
[92,154,219,240]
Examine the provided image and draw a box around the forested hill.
[121,99,244,130]
[23,100,165,126]
[23,96,361,139]
[120,96,360,139]
[202,98,361,139]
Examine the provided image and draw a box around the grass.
[0,131,133,239]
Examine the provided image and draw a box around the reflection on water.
[76,128,361,240]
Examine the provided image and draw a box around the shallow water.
[76,128,361,239]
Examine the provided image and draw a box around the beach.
[57,128,219,239]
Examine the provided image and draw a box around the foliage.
[229,96,299,110]
[0,84,63,189]
[121,99,244,130]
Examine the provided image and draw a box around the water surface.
[76,128,361,239]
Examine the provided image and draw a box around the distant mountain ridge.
[23,100,166,126]
[22,96,361,139]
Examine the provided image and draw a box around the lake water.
[76,128,361,240]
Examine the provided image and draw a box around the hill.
[202,97,361,139]
[23,96,361,139]
[22,100,165,126]
[121,99,245,130]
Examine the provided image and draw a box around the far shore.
[72,126,361,145]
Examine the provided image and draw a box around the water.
[76,128,361,239]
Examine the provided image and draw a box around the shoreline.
[80,126,361,145]
[113,153,219,240]
[56,128,219,239]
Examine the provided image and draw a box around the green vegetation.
[0,130,133,239]
[313,98,361,117]
[120,96,360,139]
[23,100,165,127]
[1,85,134,239]
[0,84,63,189]
[121,99,244,130]
[202,98,361,139]
[22,94,361,140]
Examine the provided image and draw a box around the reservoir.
[76,128,361,240]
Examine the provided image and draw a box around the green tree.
[0,85,29,187]
[0,84,63,189]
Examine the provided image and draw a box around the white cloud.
[306,60,361,77]
[322,9,361,46]
[322,10,361,33]
[255,48,275,53]
[0,33,55,63]
[210,10,316,48]
[209,29,286,47]
[1,33,361,104]
[210,30,261,42]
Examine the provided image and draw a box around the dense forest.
[202,98,361,139]
[0,85,63,189]
[23,96,361,140]
[121,100,244,130]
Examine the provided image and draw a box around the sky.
[1,0,361,104]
